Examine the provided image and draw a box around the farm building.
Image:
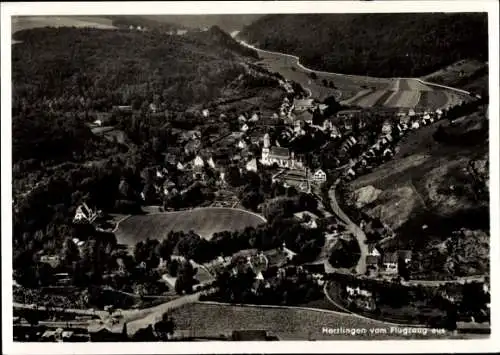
[312,169,327,183]
[382,252,398,274]
[292,98,314,113]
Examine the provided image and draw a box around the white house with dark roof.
[246,158,258,172]
[193,155,205,168]
[312,169,327,183]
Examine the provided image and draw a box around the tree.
[174,260,196,295]
[61,237,80,267]
[225,166,242,187]
[154,313,176,340]
[309,72,318,80]
[398,256,410,281]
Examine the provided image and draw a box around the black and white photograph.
[1,1,499,353]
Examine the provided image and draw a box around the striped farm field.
[115,208,266,246]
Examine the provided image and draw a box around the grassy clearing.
[115,208,266,246]
[168,302,456,340]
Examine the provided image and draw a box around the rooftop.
[269,146,290,158]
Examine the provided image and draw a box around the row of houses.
[366,245,412,276]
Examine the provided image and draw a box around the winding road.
[328,183,368,275]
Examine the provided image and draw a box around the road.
[124,292,202,336]
[239,39,471,96]
[328,184,368,275]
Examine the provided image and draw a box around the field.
[115,208,266,245]
[168,302,458,340]
[251,45,471,111]
[12,16,116,34]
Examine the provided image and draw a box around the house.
[263,133,271,148]
[207,157,216,169]
[366,255,380,269]
[329,124,341,139]
[40,255,61,268]
[346,168,356,178]
[184,140,201,155]
[149,103,158,113]
[293,211,319,229]
[383,148,393,158]
[367,244,381,257]
[72,237,85,249]
[312,169,327,183]
[73,202,97,224]
[381,120,392,135]
[201,109,209,118]
[176,162,185,171]
[292,98,314,113]
[398,250,412,264]
[115,105,132,113]
[346,285,372,298]
[422,113,434,125]
[193,155,205,168]
[382,252,398,274]
[240,123,249,132]
[337,109,362,130]
[293,110,314,125]
[340,136,357,152]
[238,114,247,123]
[93,119,102,127]
[408,108,416,117]
[411,121,420,130]
[249,113,259,122]
[237,140,248,150]
[246,158,258,172]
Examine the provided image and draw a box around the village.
[13,65,491,343]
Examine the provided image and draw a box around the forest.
[239,13,488,77]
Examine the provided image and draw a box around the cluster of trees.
[240,13,488,77]
[261,192,319,221]
[206,266,323,306]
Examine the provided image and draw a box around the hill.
[239,13,488,77]
[128,15,263,32]
[421,59,489,96]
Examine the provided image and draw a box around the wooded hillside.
[239,13,488,77]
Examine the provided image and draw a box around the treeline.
[132,216,325,266]
[239,13,488,77]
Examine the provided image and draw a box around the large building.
[293,98,314,113]
[262,146,292,168]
